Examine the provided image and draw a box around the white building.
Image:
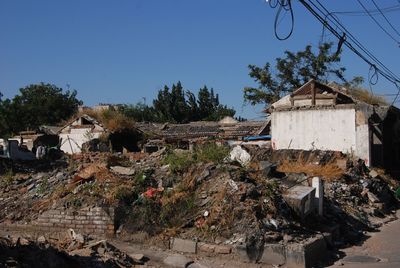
[270,80,400,172]
[58,114,106,154]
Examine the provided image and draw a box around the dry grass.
[348,87,388,105]
[277,156,345,181]
[66,108,136,132]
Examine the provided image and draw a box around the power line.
[308,0,400,83]
[355,0,400,46]
[268,0,400,105]
[314,0,400,81]
[268,0,295,40]
[332,4,400,16]
[370,0,400,38]
[297,0,400,104]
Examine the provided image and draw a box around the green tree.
[197,86,235,120]
[243,42,347,107]
[169,82,189,123]
[2,83,82,136]
[118,103,158,122]
[0,94,12,137]
[122,82,236,123]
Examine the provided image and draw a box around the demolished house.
[58,114,142,154]
[270,79,400,173]
[10,127,61,151]
[137,117,270,151]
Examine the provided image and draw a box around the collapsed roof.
[136,117,270,141]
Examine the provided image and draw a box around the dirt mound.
[0,146,398,251]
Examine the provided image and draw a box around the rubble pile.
[0,233,141,268]
[0,145,398,255]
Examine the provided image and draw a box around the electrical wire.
[355,0,400,46]
[298,0,400,104]
[332,5,400,16]
[370,0,400,38]
[310,0,400,83]
[268,0,295,40]
[368,65,379,86]
[268,0,400,104]
[368,65,378,103]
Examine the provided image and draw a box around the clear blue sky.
[0,0,399,120]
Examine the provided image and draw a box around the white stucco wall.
[271,108,357,153]
[355,124,370,166]
[60,128,102,154]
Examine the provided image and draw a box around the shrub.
[195,143,229,164]
[114,186,137,205]
[163,150,194,173]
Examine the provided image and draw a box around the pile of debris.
[0,144,398,259]
[0,233,142,268]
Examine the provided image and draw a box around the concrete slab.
[283,186,316,218]
[170,238,197,254]
[285,235,327,268]
[259,243,285,265]
[163,254,193,268]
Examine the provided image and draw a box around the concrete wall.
[356,124,370,165]
[60,128,102,154]
[271,108,357,153]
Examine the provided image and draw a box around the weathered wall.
[34,206,114,235]
[60,128,102,154]
[271,108,357,153]
[356,124,370,166]
[0,206,114,237]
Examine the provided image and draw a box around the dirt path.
[329,211,400,268]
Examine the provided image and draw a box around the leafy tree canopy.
[243,42,349,107]
[0,83,82,136]
[120,82,236,123]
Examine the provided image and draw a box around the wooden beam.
[311,83,316,106]
[292,94,335,100]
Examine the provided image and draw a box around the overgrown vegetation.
[194,143,230,164]
[36,178,50,195]
[277,156,344,181]
[76,108,136,132]
[163,150,195,174]
[2,169,15,186]
[349,87,387,105]
[163,143,230,173]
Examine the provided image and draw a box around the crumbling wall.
[1,206,114,237]
[34,206,114,236]
[60,128,103,154]
[271,107,356,153]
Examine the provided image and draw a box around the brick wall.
[34,206,114,236]
[0,206,115,237]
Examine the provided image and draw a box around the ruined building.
[270,79,400,174]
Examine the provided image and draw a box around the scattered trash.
[0,147,398,265]
[228,179,239,191]
[110,166,135,176]
[229,146,251,166]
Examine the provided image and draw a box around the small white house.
[58,114,106,154]
[270,80,400,172]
